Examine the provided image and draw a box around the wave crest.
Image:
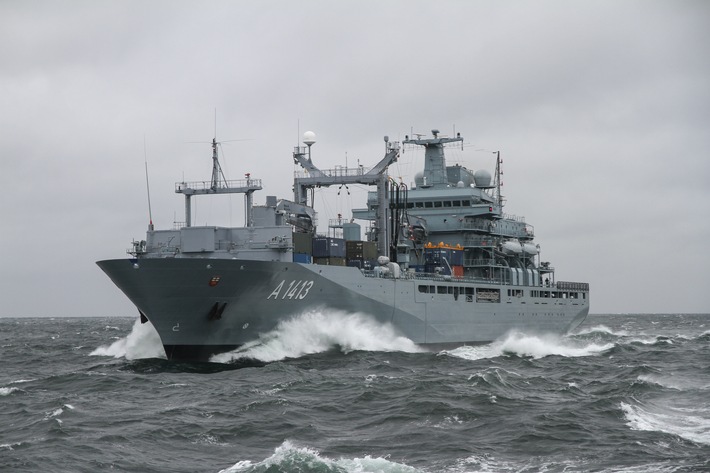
[621,401,710,445]
[89,319,166,360]
[219,440,421,473]
[211,309,423,363]
[444,331,614,361]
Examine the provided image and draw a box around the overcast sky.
[1,0,708,317]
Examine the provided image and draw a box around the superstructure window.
[461,200,471,206]
[465,287,474,302]
[476,288,500,303]
[434,201,442,208]
[415,202,423,208]
[424,202,433,208]
[452,200,461,207]
[443,201,451,207]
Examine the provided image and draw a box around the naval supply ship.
[97,129,589,361]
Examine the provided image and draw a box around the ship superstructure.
[98,129,589,361]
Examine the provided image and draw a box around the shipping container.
[313,256,346,266]
[312,237,346,258]
[345,240,378,260]
[346,241,364,260]
[424,248,451,264]
[362,241,378,260]
[293,252,312,264]
[293,232,313,255]
[450,249,464,266]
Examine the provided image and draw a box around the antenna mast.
[494,151,503,209]
[176,139,262,228]
[143,136,154,231]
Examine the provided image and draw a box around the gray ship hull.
[97,258,589,361]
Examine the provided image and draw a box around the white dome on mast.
[302,131,316,146]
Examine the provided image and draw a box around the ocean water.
[1,313,709,472]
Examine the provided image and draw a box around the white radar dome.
[473,169,492,188]
[303,131,316,145]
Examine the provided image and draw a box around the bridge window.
[434,201,442,208]
[461,200,471,206]
[452,200,461,207]
[443,201,452,208]
[424,202,433,208]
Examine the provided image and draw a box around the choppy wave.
[219,441,421,473]
[3,314,710,473]
[576,324,629,337]
[211,309,424,363]
[89,319,166,360]
[43,404,75,424]
[621,401,710,445]
[442,331,614,361]
[637,373,710,391]
[573,322,710,348]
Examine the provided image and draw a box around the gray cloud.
[1,0,708,316]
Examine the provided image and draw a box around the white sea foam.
[42,403,75,424]
[219,440,422,473]
[1,441,23,451]
[0,387,19,396]
[627,336,668,345]
[501,332,615,358]
[636,374,706,391]
[211,309,423,363]
[44,407,63,421]
[89,319,166,360]
[442,343,502,361]
[575,324,629,337]
[621,401,710,445]
[444,331,614,361]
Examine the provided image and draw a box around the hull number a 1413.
[267,280,314,300]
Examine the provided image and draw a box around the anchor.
[207,302,228,321]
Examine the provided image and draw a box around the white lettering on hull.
[267,280,314,300]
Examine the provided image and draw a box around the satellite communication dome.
[303,131,316,146]
[473,169,493,188]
